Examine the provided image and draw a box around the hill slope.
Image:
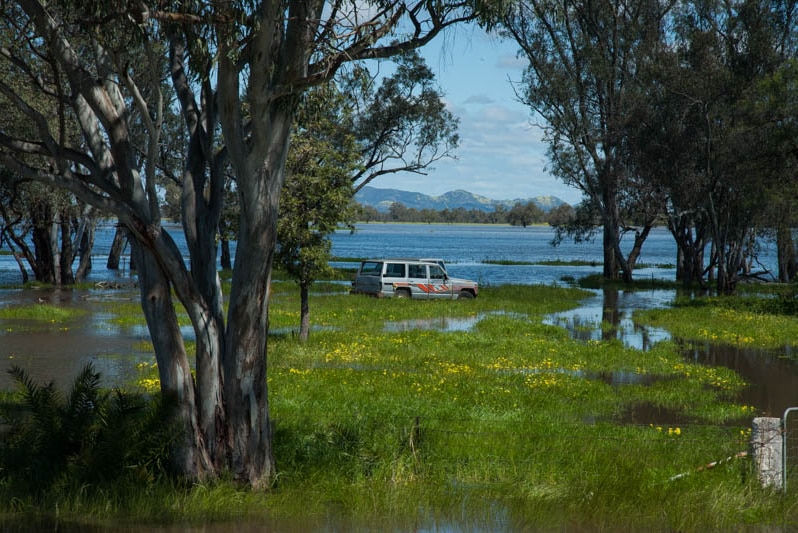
[355,186,566,213]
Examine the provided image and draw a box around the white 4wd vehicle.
[351,259,478,299]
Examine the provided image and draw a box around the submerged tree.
[0,1,480,487]
[500,0,670,282]
[629,0,798,292]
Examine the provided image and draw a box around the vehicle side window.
[385,263,406,278]
[408,264,426,279]
[360,261,383,276]
[429,266,445,280]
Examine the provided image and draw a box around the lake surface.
[0,222,781,286]
[332,223,682,285]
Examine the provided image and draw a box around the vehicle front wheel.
[395,289,411,299]
[457,291,475,299]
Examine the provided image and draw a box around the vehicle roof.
[361,258,444,264]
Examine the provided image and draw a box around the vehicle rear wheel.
[395,289,411,298]
[457,290,475,299]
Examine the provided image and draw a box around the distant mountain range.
[354,186,567,213]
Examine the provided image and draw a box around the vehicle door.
[406,263,429,298]
[426,264,454,299]
[383,262,407,297]
[353,260,383,295]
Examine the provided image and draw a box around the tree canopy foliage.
[499,0,798,291]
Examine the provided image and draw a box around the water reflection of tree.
[601,288,620,341]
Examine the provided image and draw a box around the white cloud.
[372,28,584,205]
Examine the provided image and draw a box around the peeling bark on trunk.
[224,195,277,487]
[131,240,213,479]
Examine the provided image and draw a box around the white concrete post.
[751,417,783,490]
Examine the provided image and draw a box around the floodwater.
[2,283,797,420]
[0,286,151,391]
[546,287,798,418]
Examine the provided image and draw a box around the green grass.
[636,294,798,349]
[535,259,600,267]
[483,258,537,265]
[1,280,795,531]
[0,303,85,322]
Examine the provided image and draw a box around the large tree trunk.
[59,216,76,285]
[74,222,95,282]
[223,175,280,487]
[624,225,651,272]
[601,181,624,281]
[131,239,213,479]
[31,202,58,284]
[601,181,632,283]
[603,222,620,279]
[668,217,708,287]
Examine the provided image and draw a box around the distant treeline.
[356,201,576,226]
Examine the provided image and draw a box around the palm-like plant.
[0,363,175,496]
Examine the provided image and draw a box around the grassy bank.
[1,281,795,531]
[636,291,798,349]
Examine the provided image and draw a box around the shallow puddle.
[612,401,703,427]
[543,288,673,349]
[548,287,798,420]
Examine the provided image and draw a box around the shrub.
[0,363,175,498]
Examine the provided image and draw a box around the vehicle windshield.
[429,265,446,280]
[359,261,383,276]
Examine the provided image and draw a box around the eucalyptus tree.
[507,200,544,227]
[688,0,790,292]
[633,0,798,292]
[0,0,480,487]
[344,50,460,192]
[625,33,716,287]
[500,0,672,282]
[0,178,91,284]
[757,62,798,282]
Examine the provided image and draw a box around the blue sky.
[391,26,583,206]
